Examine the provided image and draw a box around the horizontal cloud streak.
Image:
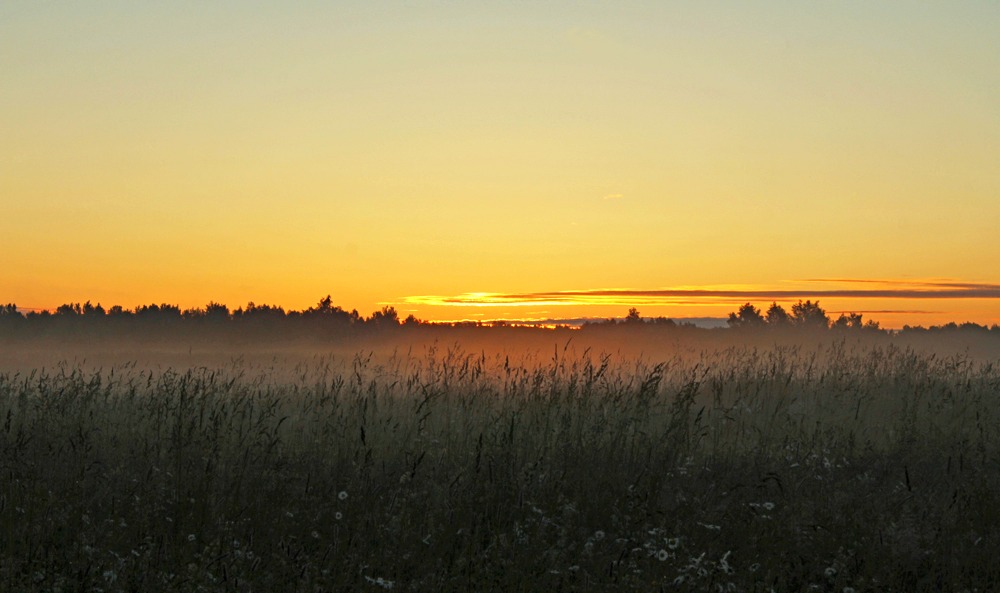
[403,280,1000,308]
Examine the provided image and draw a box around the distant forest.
[1,296,998,339]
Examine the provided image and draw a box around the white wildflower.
[338,490,349,501]
[657,549,669,562]
[364,575,394,589]
[187,534,196,542]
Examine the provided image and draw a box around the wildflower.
[762,502,775,511]
[825,566,838,578]
[335,511,343,520]
[187,534,196,542]
[364,576,394,589]
[657,549,669,562]
[593,530,606,541]
[311,531,320,539]
[719,550,733,574]
[338,490,348,501]
[666,537,680,550]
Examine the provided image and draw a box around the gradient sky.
[3,2,999,327]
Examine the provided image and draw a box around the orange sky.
[2,3,999,328]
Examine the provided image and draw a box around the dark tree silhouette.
[728,303,765,327]
[304,295,359,324]
[234,302,286,321]
[0,304,23,328]
[790,300,829,328]
[82,301,105,316]
[833,312,864,329]
[368,306,400,325]
[56,303,82,316]
[625,307,643,323]
[204,302,230,321]
[765,302,789,325]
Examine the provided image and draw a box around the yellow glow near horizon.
[2,3,999,329]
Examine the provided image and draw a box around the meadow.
[2,337,1000,592]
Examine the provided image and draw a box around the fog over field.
[3,313,1000,591]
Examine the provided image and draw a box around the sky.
[2,1,999,328]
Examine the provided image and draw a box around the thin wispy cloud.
[403,280,1000,308]
[802,278,1000,290]
[827,310,943,315]
[603,193,624,200]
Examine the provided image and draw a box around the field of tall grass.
[2,340,999,592]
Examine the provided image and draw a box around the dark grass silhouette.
[3,343,1000,591]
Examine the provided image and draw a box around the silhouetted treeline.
[1,298,998,341]
[580,302,1000,335]
[719,300,1000,336]
[0,296,417,341]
